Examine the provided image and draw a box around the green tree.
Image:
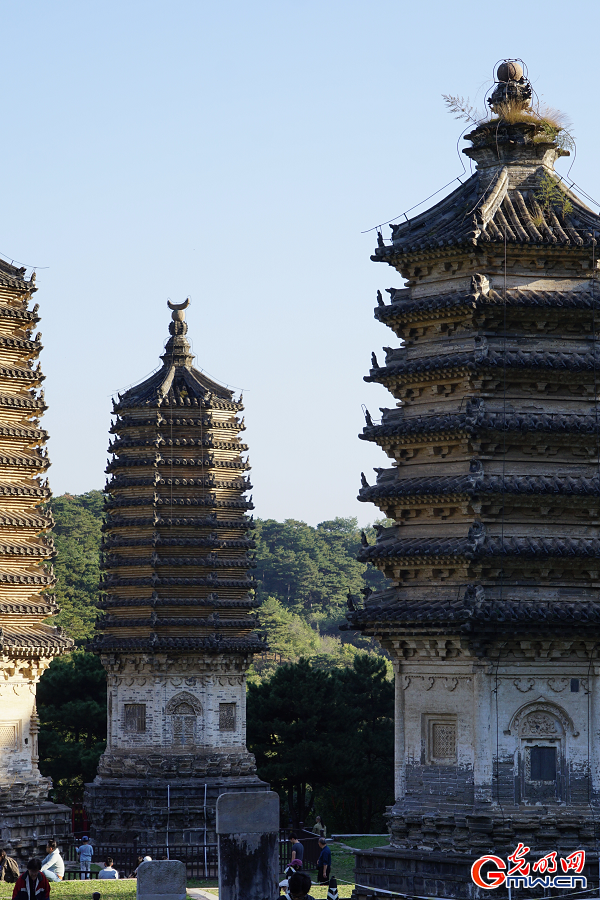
[247,655,394,831]
[247,659,337,825]
[37,650,107,804]
[50,490,104,641]
[254,517,386,634]
[324,654,394,832]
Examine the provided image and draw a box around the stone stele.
[216,791,279,900]
[137,860,186,900]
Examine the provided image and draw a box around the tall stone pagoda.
[86,298,265,845]
[348,62,600,896]
[0,259,73,854]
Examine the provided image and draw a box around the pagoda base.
[389,807,600,853]
[352,808,600,899]
[352,847,600,900]
[85,764,268,845]
[0,796,72,860]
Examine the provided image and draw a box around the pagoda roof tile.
[345,589,600,631]
[366,347,600,385]
[102,535,254,550]
[98,594,260,609]
[359,532,600,563]
[0,394,45,411]
[101,554,253,569]
[360,473,600,502]
[89,634,264,653]
[0,304,39,324]
[376,285,600,326]
[101,574,254,588]
[103,514,252,530]
[0,623,72,652]
[361,407,600,442]
[372,165,600,262]
[99,615,256,629]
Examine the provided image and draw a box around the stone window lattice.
[0,724,18,750]
[172,702,196,747]
[166,691,202,747]
[432,723,456,760]
[219,703,236,732]
[124,704,146,733]
[424,714,457,764]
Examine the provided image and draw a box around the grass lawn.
[0,882,137,900]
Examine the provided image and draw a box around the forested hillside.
[39,492,393,821]
[47,492,388,667]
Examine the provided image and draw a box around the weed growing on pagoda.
[442,96,574,152]
[535,172,573,219]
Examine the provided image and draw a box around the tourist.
[0,849,20,883]
[287,872,315,900]
[92,893,100,900]
[76,837,93,879]
[98,859,118,880]
[12,859,50,900]
[41,841,64,882]
[312,816,326,838]
[317,838,331,883]
[129,856,144,878]
[289,834,304,866]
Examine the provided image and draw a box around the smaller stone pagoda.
[86,298,266,845]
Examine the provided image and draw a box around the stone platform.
[85,773,267,844]
[0,799,72,859]
[351,846,600,900]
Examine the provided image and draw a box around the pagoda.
[347,62,600,897]
[0,259,73,854]
[85,298,265,846]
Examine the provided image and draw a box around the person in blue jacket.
[317,838,332,883]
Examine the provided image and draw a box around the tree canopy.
[247,655,394,832]
[50,490,104,642]
[37,650,107,805]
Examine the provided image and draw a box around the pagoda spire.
[160,297,195,369]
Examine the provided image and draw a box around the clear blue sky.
[2,0,597,525]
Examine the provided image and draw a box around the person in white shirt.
[41,841,64,882]
[98,858,119,880]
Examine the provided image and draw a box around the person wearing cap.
[76,837,93,879]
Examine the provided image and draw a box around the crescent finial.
[167,297,191,311]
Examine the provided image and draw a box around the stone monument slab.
[216,790,279,834]
[216,790,279,900]
[137,860,186,900]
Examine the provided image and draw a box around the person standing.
[40,841,64,882]
[12,860,50,900]
[290,835,304,867]
[312,816,326,838]
[317,838,332,883]
[76,837,93,879]
[0,849,20,883]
